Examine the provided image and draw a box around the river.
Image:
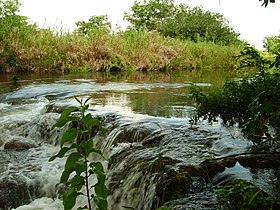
[0,71,277,210]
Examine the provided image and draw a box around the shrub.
[192,45,280,150]
[75,15,112,36]
[124,0,240,45]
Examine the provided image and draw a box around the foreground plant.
[218,179,276,209]
[49,97,108,210]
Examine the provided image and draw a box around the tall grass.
[0,26,240,73]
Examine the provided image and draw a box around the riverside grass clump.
[0,28,240,73]
[0,0,241,73]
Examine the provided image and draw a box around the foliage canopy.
[124,0,240,45]
[263,35,280,55]
[75,15,112,36]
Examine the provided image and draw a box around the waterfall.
[1,77,275,210]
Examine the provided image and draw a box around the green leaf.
[63,188,79,210]
[52,106,79,129]
[74,97,83,106]
[61,152,81,183]
[75,160,87,175]
[82,104,89,113]
[60,128,80,147]
[81,139,93,156]
[84,97,92,105]
[83,113,100,129]
[94,196,108,210]
[156,207,170,210]
[71,174,85,191]
[100,127,107,135]
[61,168,75,184]
[65,152,81,170]
[91,162,107,199]
[49,147,71,161]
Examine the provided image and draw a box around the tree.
[0,0,29,38]
[75,15,112,36]
[0,0,19,17]
[124,0,240,45]
[124,0,177,31]
[0,0,37,71]
[160,5,240,45]
[263,35,280,54]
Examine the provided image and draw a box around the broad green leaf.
[71,174,85,191]
[61,169,75,184]
[91,162,107,199]
[63,188,79,210]
[60,128,80,147]
[52,106,79,129]
[61,152,81,183]
[83,113,101,129]
[94,196,108,210]
[65,152,81,170]
[49,147,71,161]
[75,160,87,175]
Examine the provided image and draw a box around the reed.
[0,26,240,73]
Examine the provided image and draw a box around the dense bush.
[192,46,280,150]
[75,15,112,36]
[0,0,38,71]
[124,0,241,45]
[263,35,280,54]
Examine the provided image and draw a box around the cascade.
[0,76,277,210]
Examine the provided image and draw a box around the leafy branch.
[49,97,108,210]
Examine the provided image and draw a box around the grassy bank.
[0,0,242,74]
[0,27,240,74]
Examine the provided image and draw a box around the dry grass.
[0,27,240,73]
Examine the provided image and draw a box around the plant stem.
[85,156,92,210]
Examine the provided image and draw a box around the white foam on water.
[12,197,63,210]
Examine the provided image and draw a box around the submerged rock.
[0,178,38,209]
[156,169,192,205]
[4,139,36,151]
[45,103,66,113]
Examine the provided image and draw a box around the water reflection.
[91,90,194,118]
[0,70,229,118]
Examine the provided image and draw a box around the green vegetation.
[218,179,276,210]
[125,0,240,45]
[0,0,241,73]
[49,97,108,210]
[75,15,111,36]
[263,35,280,55]
[192,44,280,150]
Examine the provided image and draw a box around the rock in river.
[4,139,36,151]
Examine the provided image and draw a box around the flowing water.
[0,71,277,210]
